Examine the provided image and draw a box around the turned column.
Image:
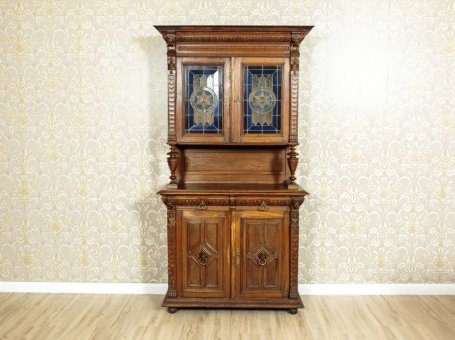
[287,32,304,190]
[165,32,178,188]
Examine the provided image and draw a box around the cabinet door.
[176,57,230,143]
[231,57,289,144]
[233,210,289,298]
[178,210,230,298]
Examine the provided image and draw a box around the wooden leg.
[288,309,298,315]
[167,307,178,314]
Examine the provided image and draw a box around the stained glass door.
[177,58,229,143]
[232,58,289,144]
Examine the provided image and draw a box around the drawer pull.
[258,201,269,211]
[197,201,207,210]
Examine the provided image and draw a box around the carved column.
[287,33,302,190]
[289,197,303,299]
[165,32,178,188]
[164,197,177,298]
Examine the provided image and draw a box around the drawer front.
[172,197,230,210]
[235,197,291,211]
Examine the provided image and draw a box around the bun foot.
[288,309,298,315]
[167,307,178,314]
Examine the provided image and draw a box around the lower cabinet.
[174,207,294,308]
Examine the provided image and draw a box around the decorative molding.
[289,33,301,144]
[289,197,301,299]
[177,34,291,43]
[166,204,177,298]
[163,198,230,207]
[1,283,453,295]
[235,198,291,207]
[164,31,177,144]
[162,197,297,207]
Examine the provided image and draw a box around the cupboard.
[155,25,312,313]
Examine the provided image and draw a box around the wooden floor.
[0,294,454,339]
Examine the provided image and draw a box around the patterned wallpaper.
[0,0,454,283]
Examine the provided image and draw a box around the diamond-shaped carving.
[249,244,275,267]
[190,244,212,267]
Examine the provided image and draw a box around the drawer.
[235,197,291,211]
[171,196,230,210]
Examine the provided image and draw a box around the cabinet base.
[162,291,304,311]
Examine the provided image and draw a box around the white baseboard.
[0,282,453,295]
[0,282,168,295]
[298,284,455,295]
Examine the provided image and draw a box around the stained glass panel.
[243,66,281,134]
[184,65,223,134]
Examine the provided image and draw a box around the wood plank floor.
[0,294,454,339]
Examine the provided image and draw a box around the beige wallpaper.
[0,0,454,284]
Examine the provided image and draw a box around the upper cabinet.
[155,26,312,146]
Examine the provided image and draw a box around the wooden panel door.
[178,210,230,298]
[232,210,289,298]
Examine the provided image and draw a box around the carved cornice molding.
[177,34,290,43]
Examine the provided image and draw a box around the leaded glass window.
[184,65,223,134]
[243,66,281,134]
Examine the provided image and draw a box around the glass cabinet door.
[233,58,289,144]
[177,58,229,143]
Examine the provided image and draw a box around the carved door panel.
[233,210,289,298]
[178,210,230,298]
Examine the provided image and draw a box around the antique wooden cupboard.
[155,25,313,314]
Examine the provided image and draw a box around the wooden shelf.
[159,183,308,195]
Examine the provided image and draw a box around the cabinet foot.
[167,307,178,314]
[288,309,298,315]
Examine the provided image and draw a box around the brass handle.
[236,249,240,265]
[257,250,267,266]
[197,249,208,266]
[258,201,268,211]
[197,201,207,210]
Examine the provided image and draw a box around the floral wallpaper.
[0,0,454,283]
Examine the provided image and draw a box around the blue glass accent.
[243,66,282,134]
[184,65,223,134]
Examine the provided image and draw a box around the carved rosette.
[289,197,304,299]
[163,197,177,298]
